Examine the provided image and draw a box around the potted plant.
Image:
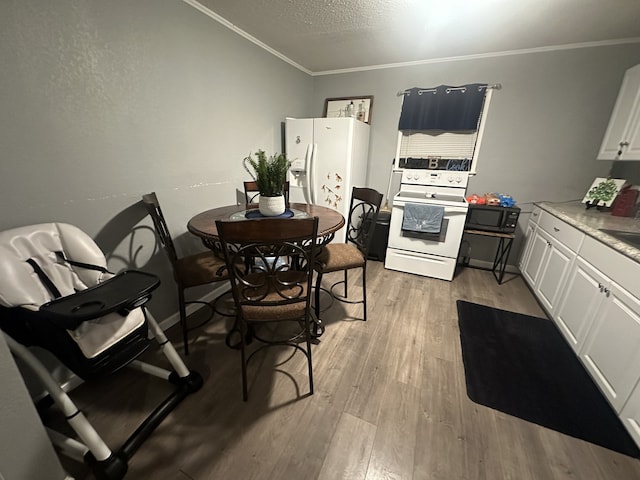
[243,150,290,216]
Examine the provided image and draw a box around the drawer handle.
[553,227,560,232]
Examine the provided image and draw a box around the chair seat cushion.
[175,251,228,288]
[316,243,365,272]
[239,271,309,322]
[241,300,307,322]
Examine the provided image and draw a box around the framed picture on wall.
[324,96,374,124]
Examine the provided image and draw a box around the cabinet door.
[518,222,536,271]
[581,282,640,412]
[521,228,548,286]
[535,235,575,315]
[624,103,640,160]
[598,65,640,161]
[555,257,607,352]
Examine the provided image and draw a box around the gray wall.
[312,45,640,264]
[0,0,313,477]
[612,161,640,184]
[1,0,313,318]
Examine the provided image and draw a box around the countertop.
[535,201,640,263]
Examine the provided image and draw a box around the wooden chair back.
[243,181,291,207]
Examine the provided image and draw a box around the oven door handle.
[392,201,468,214]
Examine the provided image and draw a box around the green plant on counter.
[243,150,290,197]
[586,178,618,203]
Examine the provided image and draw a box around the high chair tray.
[40,270,160,324]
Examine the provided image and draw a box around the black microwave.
[465,205,521,233]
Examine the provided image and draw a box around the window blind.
[398,131,478,160]
[396,88,494,172]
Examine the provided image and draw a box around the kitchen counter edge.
[534,201,640,263]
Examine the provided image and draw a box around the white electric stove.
[385,169,470,281]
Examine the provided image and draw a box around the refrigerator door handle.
[302,144,312,204]
[310,143,318,204]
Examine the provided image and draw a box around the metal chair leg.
[343,270,348,297]
[305,316,314,395]
[362,264,367,321]
[314,271,323,320]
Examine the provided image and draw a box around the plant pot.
[259,195,286,216]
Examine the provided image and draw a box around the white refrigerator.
[285,117,370,243]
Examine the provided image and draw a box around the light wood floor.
[55,262,640,479]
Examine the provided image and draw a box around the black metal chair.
[314,187,383,322]
[216,216,319,401]
[142,192,230,355]
[0,222,202,480]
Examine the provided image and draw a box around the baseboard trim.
[156,283,231,331]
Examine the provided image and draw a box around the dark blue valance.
[398,84,488,132]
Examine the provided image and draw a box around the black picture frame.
[323,96,374,124]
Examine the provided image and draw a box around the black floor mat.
[457,300,640,457]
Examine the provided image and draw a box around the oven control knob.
[455,176,462,183]
[447,176,454,183]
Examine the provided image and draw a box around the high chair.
[0,222,203,480]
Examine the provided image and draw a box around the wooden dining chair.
[142,192,230,355]
[216,216,319,401]
[314,187,383,323]
[243,180,290,207]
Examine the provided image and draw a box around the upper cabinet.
[598,64,640,161]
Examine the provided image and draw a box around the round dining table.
[187,202,345,344]
[187,202,345,251]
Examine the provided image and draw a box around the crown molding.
[183,0,312,75]
[184,2,640,77]
[312,38,640,76]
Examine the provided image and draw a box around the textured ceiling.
[193,0,640,73]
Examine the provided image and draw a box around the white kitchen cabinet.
[580,280,640,412]
[556,252,640,412]
[520,222,545,285]
[574,235,640,412]
[598,64,640,161]
[533,229,576,315]
[521,206,640,446]
[519,211,584,317]
[555,257,608,352]
[518,206,541,274]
